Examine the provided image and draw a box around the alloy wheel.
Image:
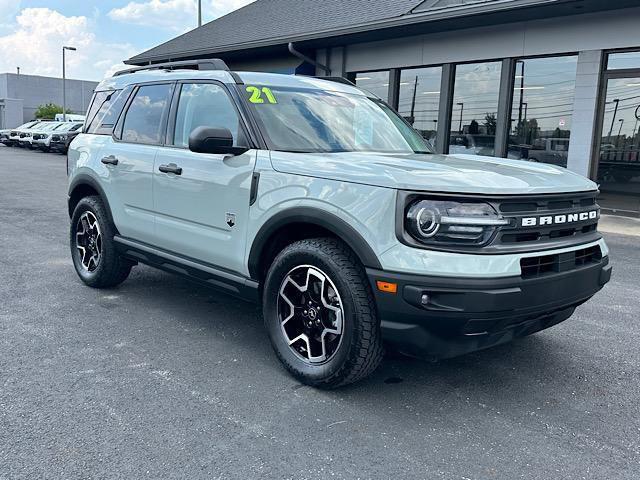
[75,211,102,272]
[277,265,344,364]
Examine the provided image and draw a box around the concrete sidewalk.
[599,214,640,236]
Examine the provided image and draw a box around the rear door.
[152,81,256,273]
[98,83,174,244]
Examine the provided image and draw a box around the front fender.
[246,170,398,277]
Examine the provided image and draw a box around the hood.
[269,151,597,195]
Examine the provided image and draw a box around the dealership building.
[126,0,640,217]
[0,73,97,127]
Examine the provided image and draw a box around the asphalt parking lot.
[1,145,638,479]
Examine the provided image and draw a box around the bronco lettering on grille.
[521,210,598,227]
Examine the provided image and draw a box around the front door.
[152,82,256,274]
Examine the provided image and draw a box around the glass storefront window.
[449,62,501,156]
[507,55,578,167]
[398,66,442,147]
[597,77,640,215]
[607,51,640,70]
[354,71,389,102]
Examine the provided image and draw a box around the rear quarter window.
[85,88,132,135]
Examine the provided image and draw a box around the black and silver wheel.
[278,265,344,364]
[75,211,103,273]
[263,238,384,388]
[70,196,133,288]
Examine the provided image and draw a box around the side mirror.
[188,126,249,155]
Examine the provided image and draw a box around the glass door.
[596,53,640,217]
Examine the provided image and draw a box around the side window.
[86,88,131,135]
[173,83,242,148]
[121,84,173,145]
[85,91,108,131]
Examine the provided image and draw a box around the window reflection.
[607,51,640,70]
[354,71,389,101]
[398,67,442,147]
[449,62,501,156]
[507,56,577,167]
[597,77,640,215]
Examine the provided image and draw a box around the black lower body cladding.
[368,255,611,359]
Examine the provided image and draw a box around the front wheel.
[70,196,133,288]
[263,238,384,388]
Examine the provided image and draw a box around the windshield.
[244,86,431,154]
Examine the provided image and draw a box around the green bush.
[34,103,72,120]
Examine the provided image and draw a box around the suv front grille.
[487,192,601,250]
[520,245,602,278]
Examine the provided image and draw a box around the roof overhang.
[126,0,638,65]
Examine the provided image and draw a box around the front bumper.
[368,256,611,359]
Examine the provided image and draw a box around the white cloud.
[0,8,136,81]
[108,0,253,31]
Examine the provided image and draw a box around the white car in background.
[33,122,83,151]
[7,121,41,146]
[54,113,85,122]
[18,121,58,148]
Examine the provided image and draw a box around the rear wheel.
[263,238,384,388]
[70,196,133,288]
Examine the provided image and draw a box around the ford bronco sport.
[67,60,611,388]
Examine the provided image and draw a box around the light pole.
[607,98,620,142]
[522,102,528,143]
[457,102,464,133]
[617,118,625,142]
[62,46,76,122]
[198,0,202,26]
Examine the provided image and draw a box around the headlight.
[405,199,510,247]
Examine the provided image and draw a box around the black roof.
[126,0,634,65]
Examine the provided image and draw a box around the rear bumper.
[368,256,611,359]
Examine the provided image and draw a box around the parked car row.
[0,120,84,153]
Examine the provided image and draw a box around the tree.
[483,113,497,135]
[34,103,71,120]
[469,119,480,134]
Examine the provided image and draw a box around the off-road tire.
[70,195,133,288]
[263,238,384,388]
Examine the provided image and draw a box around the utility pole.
[198,0,202,26]
[62,46,77,122]
[607,98,620,142]
[409,76,418,125]
[617,118,625,140]
[457,102,464,133]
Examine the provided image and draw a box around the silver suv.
[67,60,611,388]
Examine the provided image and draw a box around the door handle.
[101,155,118,166]
[158,163,182,175]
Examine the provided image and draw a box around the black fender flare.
[67,173,116,227]
[248,207,382,279]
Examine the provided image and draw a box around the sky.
[0,0,254,81]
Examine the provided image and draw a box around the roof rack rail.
[313,76,356,87]
[113,59,231,77]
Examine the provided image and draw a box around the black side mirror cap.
[188,126,249,155]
